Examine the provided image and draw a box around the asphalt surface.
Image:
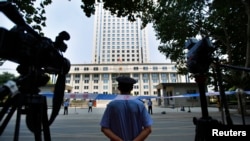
[0,106,249,141]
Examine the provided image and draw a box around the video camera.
[186,37,216,74]
[0,2,70,75]
[0,1,71,129]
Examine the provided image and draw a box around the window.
[103,85,108,90]
[134,67,139,70]
[161,74,167,82]
[66,74,71,78]
[93,67,99,71]
[103,74,109,79]
[152,73,158,79]
[143,79,148,83]
[103,67,108,71]
[93,74,99,79]
[133,74,139,78]
[152,79,158,83]
[153,91,157,95]
[134,85,139,89]
[103,79,109,83]
[84,67,89,71]
[172,66,176,70]
[84,74,90,78]
[162,66,168,70]
[143,73,149,78]
[170,73,176,82]
[74,67,79,71]
[75,74,80,78]
[153,66,158,70]
[134,91,139,95]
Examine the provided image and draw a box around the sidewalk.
[0,106,249,141]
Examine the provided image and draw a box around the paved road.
[0,106,249,141]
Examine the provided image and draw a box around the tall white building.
[66,3,193,96]
[92,3,149,64]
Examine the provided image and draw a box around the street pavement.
[0,106,249,141]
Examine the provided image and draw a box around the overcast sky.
[0,0,168,75]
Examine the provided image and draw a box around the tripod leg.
[25,100,42,141]
[0,96,18,135]
[14,106,22,141]
[0,106,16,135]
[33,104,42,141]
[42,96,51,141]
[0,97,12,121]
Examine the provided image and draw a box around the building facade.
[66,63,193,96]
[92,2,149,64]
[66,3,194,97]
[156,83,200,107]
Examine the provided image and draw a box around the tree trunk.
[236,88,247,115]
[239,0,250,114]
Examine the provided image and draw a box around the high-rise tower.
[92,3,149,64]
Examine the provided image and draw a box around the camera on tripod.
[186,37,216,74]
[0,2,71,140]
[0,26,70,74]
[0,2,71,75]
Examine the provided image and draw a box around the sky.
[0,0,168,75]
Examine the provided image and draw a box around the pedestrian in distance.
[147,99,153,115]
[88,100,93,112]
[100,76,153,141]
[63,99,70,115]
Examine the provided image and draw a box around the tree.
[6,1,249,69]
[0,72,16,105]
[82,0,250,114]
[4,0,250,113]
[0,0,52,34]
[0,72,16,85]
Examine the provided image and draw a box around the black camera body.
[186,37,215,74]
[0,1,70,75]
[0,26,70,74]
[0,3,71,138]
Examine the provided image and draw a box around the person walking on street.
[147,99,153,115]
[88,100,93,112]
[63,99,70,115]
[100,76,153,141]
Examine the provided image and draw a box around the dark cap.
[116,76,137,84]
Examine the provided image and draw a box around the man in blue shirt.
[100,76,153,141]
[63,99,70,115]
[147,99,153,115]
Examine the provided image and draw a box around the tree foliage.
[81,0,155,23]
[6,0,52,34]
[0,72,16,85]
[4,0,250,90]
